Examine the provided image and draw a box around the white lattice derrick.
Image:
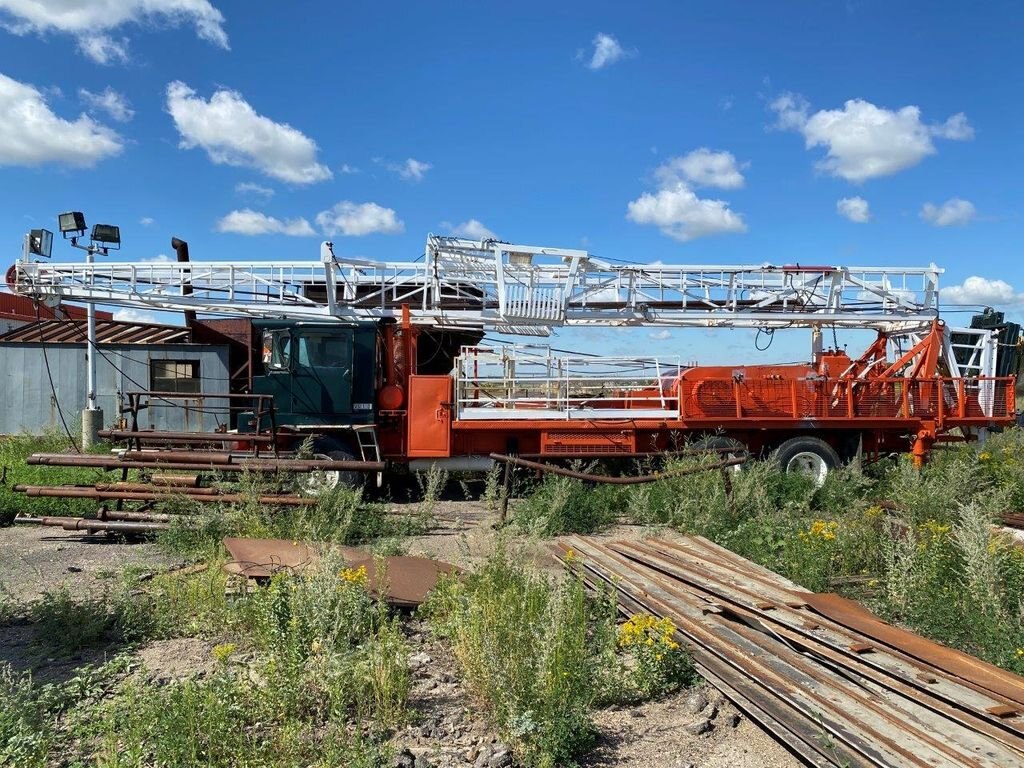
[12,235,942,332]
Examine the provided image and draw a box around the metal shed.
[0,320,230,435]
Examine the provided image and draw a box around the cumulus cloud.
[166,81,331,184]
[315,201,404,237]
[943,277,1024,306]
[139,217,154,226]
[216,209,315,237]
[385,157,431,182]
[0,0,228,63]
[626,150,747,242]
[0,73,122,167]
[770,93,973,182]
[586,33,628,70]
[837,196,870,223]
[235,181,274,198]
[114,307,163,324]
[450,219,497,240]
[920,198,975,227]
[79,87,133,122]
[654,148,745,190]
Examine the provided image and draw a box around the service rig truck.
[9,234,1019,486]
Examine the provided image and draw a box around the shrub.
[425,547,620,768]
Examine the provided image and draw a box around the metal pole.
[82,246,103,449]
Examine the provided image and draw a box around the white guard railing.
[453,345,685,421]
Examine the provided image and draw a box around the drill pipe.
[13,485,318,507]
[26,453,385,473]
[14,516,170,533]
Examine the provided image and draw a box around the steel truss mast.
[10,235,941,334]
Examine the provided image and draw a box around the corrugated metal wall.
[0,343,230,435]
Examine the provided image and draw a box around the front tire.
[302,437,363,494]
[773,436,840,487]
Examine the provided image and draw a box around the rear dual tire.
[773,436,840,487]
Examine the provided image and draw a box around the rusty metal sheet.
[802,591,1024,709]
[222,537,366,579]
[349,555,459,608]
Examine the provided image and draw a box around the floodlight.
[90,223,121,248]
[58,211,87,236]
[28,229,53,258]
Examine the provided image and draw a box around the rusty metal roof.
[0,291,112,322]
[0,319,191,345]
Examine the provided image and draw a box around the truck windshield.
[295,333,350,368]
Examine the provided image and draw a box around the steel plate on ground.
[348,555,459,607]
[222,537,364,578]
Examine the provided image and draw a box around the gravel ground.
[0,503,801,767]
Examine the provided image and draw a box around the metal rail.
[556,535,1024,767]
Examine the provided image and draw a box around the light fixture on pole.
[54,211,122,449]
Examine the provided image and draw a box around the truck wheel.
[302,438,363,494]
[773,436,840,487]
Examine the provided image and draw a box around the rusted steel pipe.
[96,482,220,495]
[97,509,173,523]
[150,474,200,487]
[26,453,385,473]
[13,515,169,533]
[14,485,318,506]
[100,429,275,444]
[123,450,234,465]
[488,453,746,485]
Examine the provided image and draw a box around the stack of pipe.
[557,535,1024,767]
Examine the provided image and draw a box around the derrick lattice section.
[10,236,941,333]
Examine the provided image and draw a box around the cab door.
[290,330,354,417]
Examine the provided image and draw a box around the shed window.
[151,360,201,394]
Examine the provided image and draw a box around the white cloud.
[649,330,671,341]
[315,201,404,237]
[654,148,745,190]
[0,73,122,167]
[216,209,315,237]
[0,0,228,62]
[139,217,155,226]
[338,163,359,174]
[387,157,431,182]
[79,87,133,122]
[837,196,870,223]
[235,181,274,199]
[78,35,129,64]
[920,198,975,227]
[166,81,331,184]
[770,93,973,182]
[114,307,162,324]
[943,276,1023,306]
[451,219,497,240]
[141,253,170,263]
[587,33,627,70]
[627,185,746,242]
[627,149,747,242]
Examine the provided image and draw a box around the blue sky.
[0,1,1021,362]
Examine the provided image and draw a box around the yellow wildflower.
[212,642,236,663]
[979,451,992,462]
[339,565,369,586]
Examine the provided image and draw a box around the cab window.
[296,333,350,368]
[262,330,292,371]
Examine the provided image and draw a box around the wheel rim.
[785,451,829,486]
[301,454,341,495]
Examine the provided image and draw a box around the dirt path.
[0,525,178,604]
[0,504,800,767]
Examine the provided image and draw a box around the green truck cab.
[251,320,378,429]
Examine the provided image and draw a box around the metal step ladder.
[353,425,383,487]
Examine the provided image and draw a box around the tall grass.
[424,546,693,768]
